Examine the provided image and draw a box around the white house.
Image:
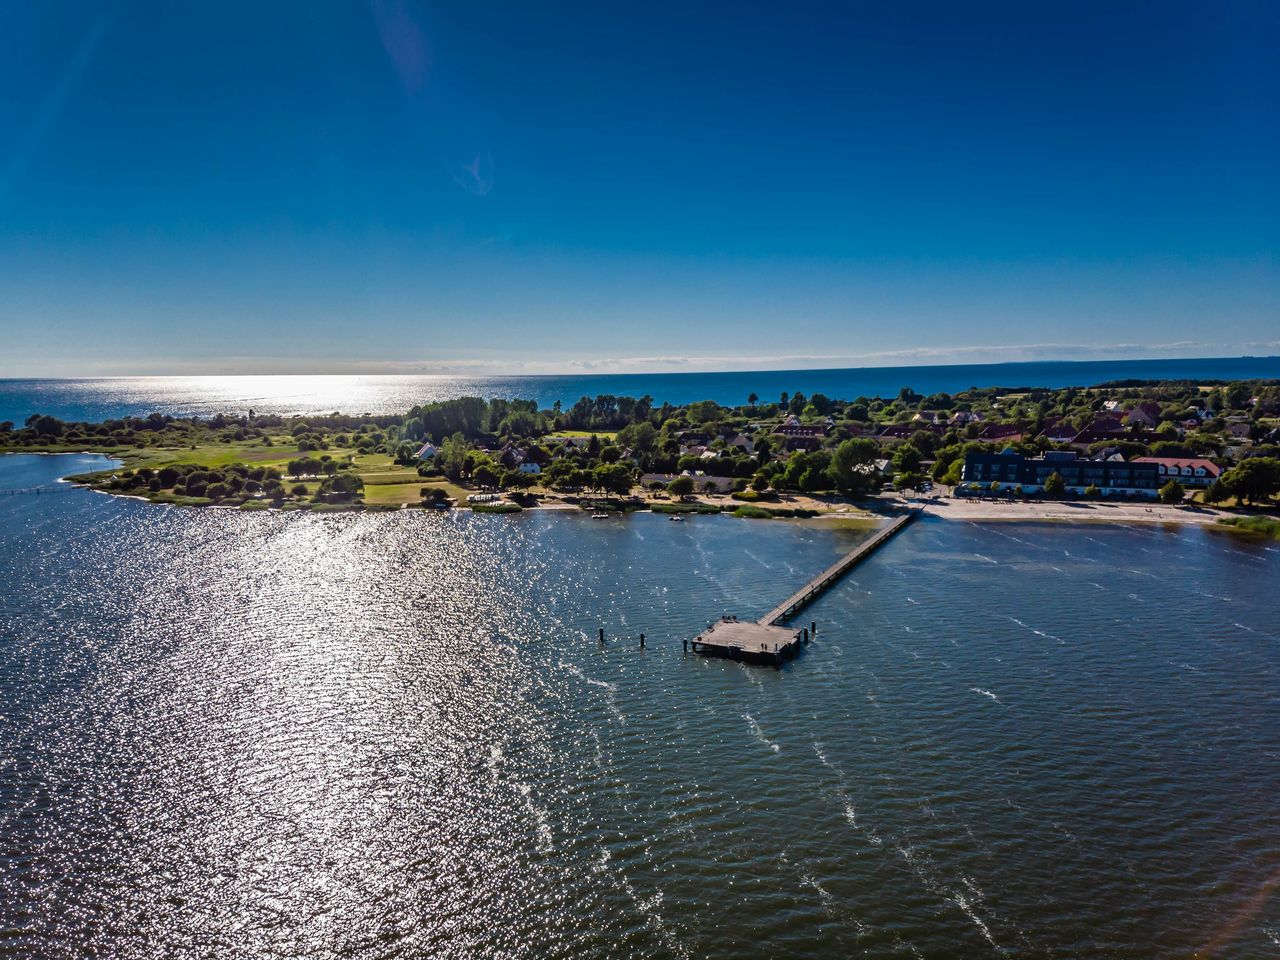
[1133,457,1221,488]
[414,442,438,461]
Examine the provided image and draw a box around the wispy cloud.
[27,339,1275,378]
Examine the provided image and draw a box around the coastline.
[50,460,1253,531]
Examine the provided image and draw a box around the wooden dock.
[688,511,917,667]
[688,616,805,666]
[759,512,917,625]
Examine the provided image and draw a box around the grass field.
[360,480,470,507]
[545,430,618,441]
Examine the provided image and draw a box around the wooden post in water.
[811,620,816,637]
[682,637,688,653]
[639,633,645,648]
[802,627,809,644]
[599,627,605,644]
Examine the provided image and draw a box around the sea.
[2,356,1279,424]
[1,452,1277,958]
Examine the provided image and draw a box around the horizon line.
[3,350,1280,382]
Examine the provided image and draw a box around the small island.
[3,379,1279,536]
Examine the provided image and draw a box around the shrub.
[1159,480,1186,504]
[470,501,522,513]
[667,476,695,497]
[1217,516,1280,540]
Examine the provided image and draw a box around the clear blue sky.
[1,1,1276,376]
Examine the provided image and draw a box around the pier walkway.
[688,511,918,667]
[759,512,916,625]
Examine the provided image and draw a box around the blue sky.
[0,1,1276,376]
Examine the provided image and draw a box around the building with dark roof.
[962,449,1159,497]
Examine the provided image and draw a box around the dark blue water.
[2,454,1278,958]
[2,356,1277,423]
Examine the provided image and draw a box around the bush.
[651,502,718,514]
[1159,480,1186,504]
[667,476,695,497]
[1217,515,1280,540]
[470,501,522,513]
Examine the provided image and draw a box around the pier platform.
[689,616,803,666]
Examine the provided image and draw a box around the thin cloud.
[27,339,1275,378]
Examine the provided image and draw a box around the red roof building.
[1132,457,1221,487]
[978,423,1025,443]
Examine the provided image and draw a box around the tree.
[668,475,695,497]
[616,421,657,457]
[1043,472,1066,498]
[1204,478,1230,504]
[827,438,879,496]
[497,409,541,437]
[896,472,926,492]
[1084,483,1101,499]
[751,472,770,492]
[436,432,470,482]
[1219,457,1280,506]
[394,441,419,465]
[290,483,308,497]
[747,392,759,407]
[473,462,500,489]
[317,472,363,503]
[892,443,923,473]
[28,415,63,437]
[593,463,634,495]
[1159,480,1186,504]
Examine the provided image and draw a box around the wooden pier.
[688,511,918,667]
[688,616,805,666]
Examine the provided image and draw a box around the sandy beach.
[913,495,1232,526]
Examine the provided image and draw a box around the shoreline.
[4,450,1272,533]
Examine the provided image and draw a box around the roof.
[1132,457,1221,476]
[979,423,1024,440]
[773,424,826,437]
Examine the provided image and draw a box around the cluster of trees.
[1205,457,1280,506]
[98,457,371,506]
[102,462,287,502]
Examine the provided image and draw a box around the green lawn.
[546,430,618,441]
[362,480,470,507]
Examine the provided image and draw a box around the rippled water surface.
[2,455,1278,958]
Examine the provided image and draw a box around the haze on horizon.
[1,1,1277,379]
